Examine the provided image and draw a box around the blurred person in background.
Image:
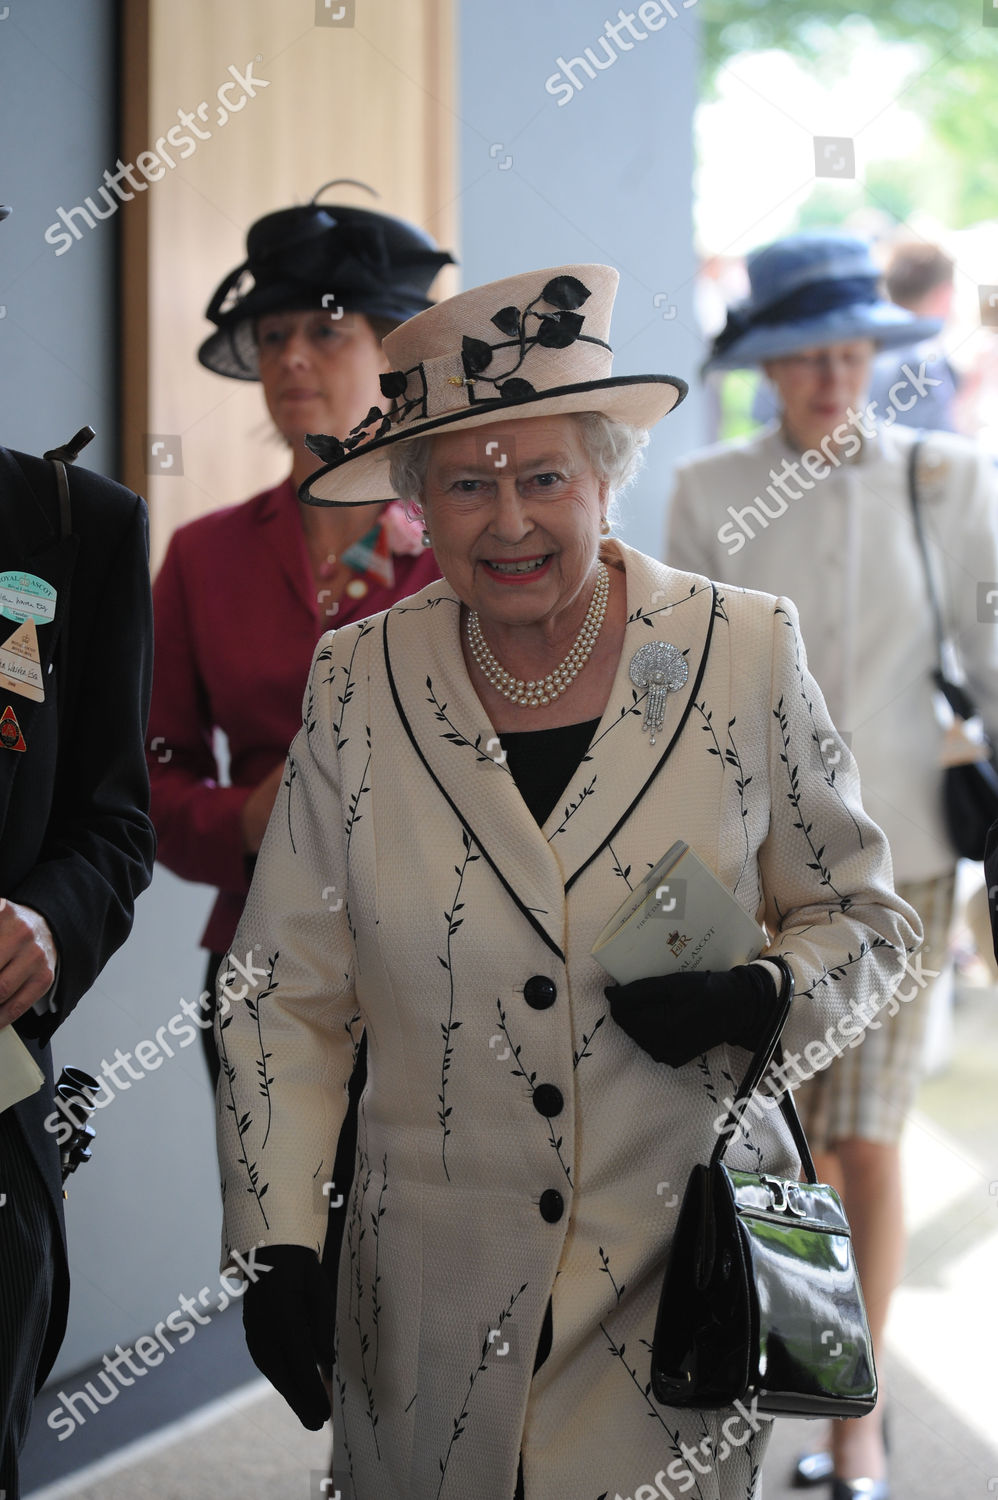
[145,190,453,1456]
[868,241,959,433]
[0,204,156,1499]
[147,185,453,1086]
[666,230,998,1499]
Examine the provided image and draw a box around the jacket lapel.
[547,546,717,892]
[383,587,569,960]
[0,448,80,831]
[381,547,717,958]
[257,478,319,629]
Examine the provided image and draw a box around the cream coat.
[667,422,998,882]
[216,542,919,1500]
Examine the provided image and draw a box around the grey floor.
[23,980,998,1499]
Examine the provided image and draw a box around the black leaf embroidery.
[435,1282,527,1498]
[437,830,479,1179]
[496,999,572,1184]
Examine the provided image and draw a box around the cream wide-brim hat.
[300,264,687,506]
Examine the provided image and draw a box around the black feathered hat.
[197,182,455,381]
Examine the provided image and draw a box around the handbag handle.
[709,955,818,1183]
[907,436,980,723]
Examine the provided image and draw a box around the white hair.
[387,411,649,524]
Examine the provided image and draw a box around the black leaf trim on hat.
[305,432,348,464]
[306,404,392,465]
[491,306,521,337]
[381,360,430,427]
[536,311,584,349]
[461,336,494,377]
[379,369,408,400]
[498,378,536,401]
[541,275,591,311]
[461,277,604,407]
[381,275,599,425]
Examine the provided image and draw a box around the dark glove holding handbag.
[606,963,781,1067]
[242,1243,335,1430]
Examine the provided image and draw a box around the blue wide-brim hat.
[705,232,942,373]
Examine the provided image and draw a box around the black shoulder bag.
[651,957,878,1418]
[907,436,998,862]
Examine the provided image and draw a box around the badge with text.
[0,571,57,625]
[0,617,45,702]
[0,704,26,752]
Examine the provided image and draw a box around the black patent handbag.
[651,957,878,1418]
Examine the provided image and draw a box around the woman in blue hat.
[667,231,998,1499]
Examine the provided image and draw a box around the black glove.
[606,964,780,1068]
[242,1243,335,1429]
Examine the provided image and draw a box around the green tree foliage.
[699,2,998,226]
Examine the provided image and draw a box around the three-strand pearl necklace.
[466,561,610,708]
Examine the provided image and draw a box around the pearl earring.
[600,516,611,536]
[421,528,432,548]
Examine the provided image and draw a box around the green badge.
[0,571,57,625]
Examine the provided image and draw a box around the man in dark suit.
[0,412,156,1497]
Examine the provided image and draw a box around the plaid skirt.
[794,871,956,1148]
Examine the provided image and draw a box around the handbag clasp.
[761,1174,807,1217]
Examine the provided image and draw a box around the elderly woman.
[215,264,920,1500]
[667,232,998,1498]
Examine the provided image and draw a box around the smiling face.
[763,337,876,452]
[420,414,609,637]
[255,308,389,447]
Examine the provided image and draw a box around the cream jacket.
[667,422,998,882]
[216,542,919,1500]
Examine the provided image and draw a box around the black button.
[539,1189,564,1223]
[532,1084,563,1118]
[523,975,557,1010]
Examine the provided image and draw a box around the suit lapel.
[0,449,79,826]
[381,548,718,957]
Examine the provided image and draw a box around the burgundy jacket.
[148,477,439,951]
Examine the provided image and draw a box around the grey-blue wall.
[457,0,703,560]
[1,0,226,1385]
[0,0,117,472]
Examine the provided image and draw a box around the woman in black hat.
[147,185,454,1083]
